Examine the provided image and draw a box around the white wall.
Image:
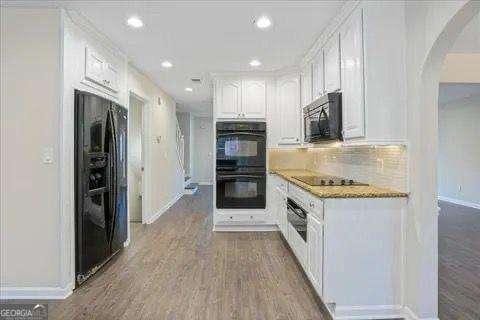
[127,66,185,223]
[1,7,63,292]
[438,90,480,206]
[192,117,213,184]
[128,96,143,222]
[404,1,478,318]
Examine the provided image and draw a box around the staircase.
[175,115,198,195]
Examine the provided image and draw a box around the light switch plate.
[42,147,54,164]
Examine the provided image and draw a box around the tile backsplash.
[268,145,407,192]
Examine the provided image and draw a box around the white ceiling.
[56,1,344,115]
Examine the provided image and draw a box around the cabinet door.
[242,80,266,119]
[216,80,241,118]
[324,34,341,93]
[301,65,313,108]
[312,51,324,99]
[340,8,365,139]
[307,215,323,296]
[104,63,119,93]
[85,47,105,86]
[277,75,301,145]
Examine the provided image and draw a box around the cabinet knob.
[309,202,315,208]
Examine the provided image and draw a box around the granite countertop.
[270,169,408,199]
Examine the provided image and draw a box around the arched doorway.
[404,1,480,319]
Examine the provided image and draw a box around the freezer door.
[75,90,112,281]
[110,103,128,252]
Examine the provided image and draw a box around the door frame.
[127,91,150,229]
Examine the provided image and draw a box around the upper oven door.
[216,131,266,168]
[216,172,266,209]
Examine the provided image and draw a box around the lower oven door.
[216,172,266,209]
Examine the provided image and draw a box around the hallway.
[49,187,327,320]
[438,201,480,320]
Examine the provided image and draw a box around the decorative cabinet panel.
[84,47,119,93]
[276,74,301,145]
[340,8,365,139]
[301,64,313,108]
[312,51,325,100]
[324,33,341,93]
[242,80,267,119]
[215,79,266,119]
[216,79,241,118]
[307,214,324,296]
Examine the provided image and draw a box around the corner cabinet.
[215,79,266,119]
[340,8,365,139]
[276,74,301,145]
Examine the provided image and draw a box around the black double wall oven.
[216,122,266,209]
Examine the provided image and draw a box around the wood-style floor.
[49,186,327,320]
[438,200,480,320]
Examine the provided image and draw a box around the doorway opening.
[128,93,146,224]
[437,13,480,319]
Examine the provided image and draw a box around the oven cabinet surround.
[270,174,406,320]
[214,78,267,120]
[300,3,407,145]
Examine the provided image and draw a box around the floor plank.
[438,200,480,320]
[48,186,327,320]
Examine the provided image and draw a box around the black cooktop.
[292,175,369,187]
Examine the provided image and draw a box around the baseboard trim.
[213,224,279,232]
[333,304,404,319]
[0,285,73,300]
[402,306,439,320]
[438,196,480,210]
[145,192,183,224]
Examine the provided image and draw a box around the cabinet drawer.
[288,183,324,220]
[215,213,270,225]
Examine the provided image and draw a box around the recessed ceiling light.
[255,15,272,29]
[185,87,193,92]
[249,59,262,67]
[127,16,144,28]
[161,61,173,68]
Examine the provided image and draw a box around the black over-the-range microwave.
[303,92,342,143]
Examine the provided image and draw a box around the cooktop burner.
[292,175,369,187]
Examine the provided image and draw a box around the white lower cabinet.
[307,214,323,296]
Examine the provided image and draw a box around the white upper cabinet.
[216,79,241,118]
[277,74,301,145]
[242,80,266,119]
[215,78,266,119]
[312,51,324,100]
[323,33,341,93]
[301,64,313,108]
[340,8,365,139]
[84,46,119,93]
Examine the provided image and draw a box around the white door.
[312,51,324,99]
[277,75,301,145]
[324,33,341,93]
[308,214,324,296]
[340,8,365,139]
[242,80,266,119]
[216,79,241,119]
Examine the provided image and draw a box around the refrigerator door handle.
[108,107,118,246]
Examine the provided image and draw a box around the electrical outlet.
[42,147,54,164]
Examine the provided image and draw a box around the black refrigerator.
[74,90,128,286]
